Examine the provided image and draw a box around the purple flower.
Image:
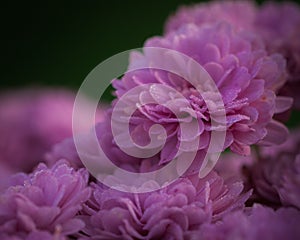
[251,129,300,209]
[0,163,14,193]
[193,204,300,240]
[0,88,104,173]
[165,1,257,34]
[255,2,300,109]
[256,2,300,80]
[165,1,300,110]
[45,137,83,170]
[113,22,290,164]
[45,116,142,171]
[0,161,91,239]
[215,152,254,182]
[80,171,251,239]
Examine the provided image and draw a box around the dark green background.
[2,0,196,92]
[2,0,299,99]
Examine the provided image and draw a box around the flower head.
[0,88,104,173]
[0,161,91,239]
[194,204,300,240]
[165,1,257,34]
[251,129,300,209]
[81,171,250,239]
[255,2,300,109]
[113,22,290,167]
[46,116,143,171]
[215,151,253,182]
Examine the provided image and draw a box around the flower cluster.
[1,1,300,239]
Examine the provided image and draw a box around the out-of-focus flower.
[251,129,300,209]
[215,151,254,182]
[80,171,251,239]
[45,137,83,169]
[165,0,257,33]
[113,22,291,166]
[0,163,14,193]
[255,2,300,109]
[0,88,104,173]
[0,161,91,239]
[191,204,300,240]
[45,113,141,171]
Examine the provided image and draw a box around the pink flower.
[165,1,257,34]
[215,152,254,182]
[251,129,300,209]
[255,2,300,109]
[45,114,142,171]
[113,22,291,164]
[165,1,300,110]
[80,171,250,239]
[0,88,104,173]
[45,137,83,169]
[193,204,300,240]
[0,161,91,239]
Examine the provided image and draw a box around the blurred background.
[2,0,300,102]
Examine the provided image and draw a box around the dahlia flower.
[165,0,257,33]
[255,2,300,109]
[113,22,291,167]
[0,88,104,173]
[192,204,300,240]
[0,161,91,239]
[251,129,300,209]
[80,171,250,239]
